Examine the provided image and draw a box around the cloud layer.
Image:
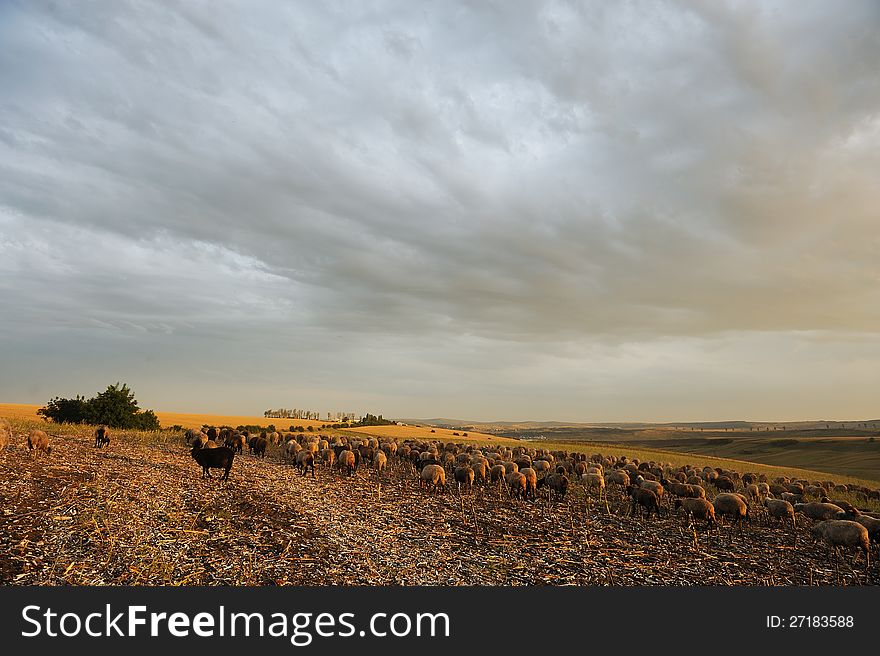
[2,0,879,420]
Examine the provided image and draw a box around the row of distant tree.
[264,408,363,422]
[37,384,396,432]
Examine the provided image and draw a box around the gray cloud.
[2,0,879,420]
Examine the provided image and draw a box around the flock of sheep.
[177,424,880,571]
[7,416,878,573]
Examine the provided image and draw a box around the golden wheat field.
[0,403,325,431]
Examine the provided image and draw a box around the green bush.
[37,383,161,430]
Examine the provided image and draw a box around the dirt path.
[1,433,875,585]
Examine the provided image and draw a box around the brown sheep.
[674,497,716,529]
[373,450,388,475]
[27,430,52,458]
[539,473,570,501]
[337,449,356,477]
[421,463,446,493]
[628,485,660,519]
[605,470,630,490]
[581,472,605,497]
[713,493,750,531]
[0,417,11,451]
[520,467,538,499]
[296,450,316,477]
[94,425,110,448]
[454,465,475,491]
[764,498,796,528]
[490,464,507,484]
[810,520,870,567]
[794,502,844,521]
[506,471,528,499]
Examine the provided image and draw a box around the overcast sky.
[2,1,879,422]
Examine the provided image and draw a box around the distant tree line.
[264,408,361,421]
[37,383,160,430]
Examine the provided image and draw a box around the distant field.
[0,403,325,431]
[344,423,505,444]
[490,425,880,486]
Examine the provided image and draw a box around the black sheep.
[191,446,235,481]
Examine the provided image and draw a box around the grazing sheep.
[203,440,219,449]
[540,473,570,501]
[582,472,605,497]
[0,417,11,451]
[714,476,736,492]
[454,465,475,491]
[605,470,630,490]
[506,471,528,499]
[296,450,316,477]
[674,498,716,529]
[337,449,356,477]
[628,485,660,519]
[820,497,860,517]
[191,446,234,481]
[226,433,246,454]
[373,450,388,475]
[520,467,538,499]
[713,493,750,530]
[490,464,507,485]
[764,498,796,528]
[191,432,209,449]
[27,430,52,458]
[638,479,664,502]
[421,463,446,493]
[810,520,871,567]
[94,425,110,448]
[249,436,268,458]
[853,515,880,544]
[794,502,844,522]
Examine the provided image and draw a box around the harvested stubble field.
[0,424,876,586]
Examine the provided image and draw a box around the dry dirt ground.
[0,433,875,586]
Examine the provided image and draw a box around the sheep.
[490,464,507,484]
[296,450,316,477]
[27,430,52,458]
[191,446,234,481]
[420,464,446,493]
[94,425,110,448]
[226,433,246,454]
[638,479,664,503]
[454,465,475,492]
[506,471,528,499]
[582,472,605,497]
[764,498,796,528]
[0,417,11,451]
[713,476,735,492]
[191,432,209,449]
[373,450,388,475]
[184,428,204,445]
[605,470,630,490]
[628,485,660,519]
[810,520,871,567]
[794,502,844,522]
[820,497,860,517]
[336,449,356,477]
[540,473,570,501]
[853,515,880,544]
[203,440,219,449]
[712,493,750,530]
[250,436,268,458]
[674,498,716,529]
[520,467,538,499]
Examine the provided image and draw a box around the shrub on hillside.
[38,383,161,430]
